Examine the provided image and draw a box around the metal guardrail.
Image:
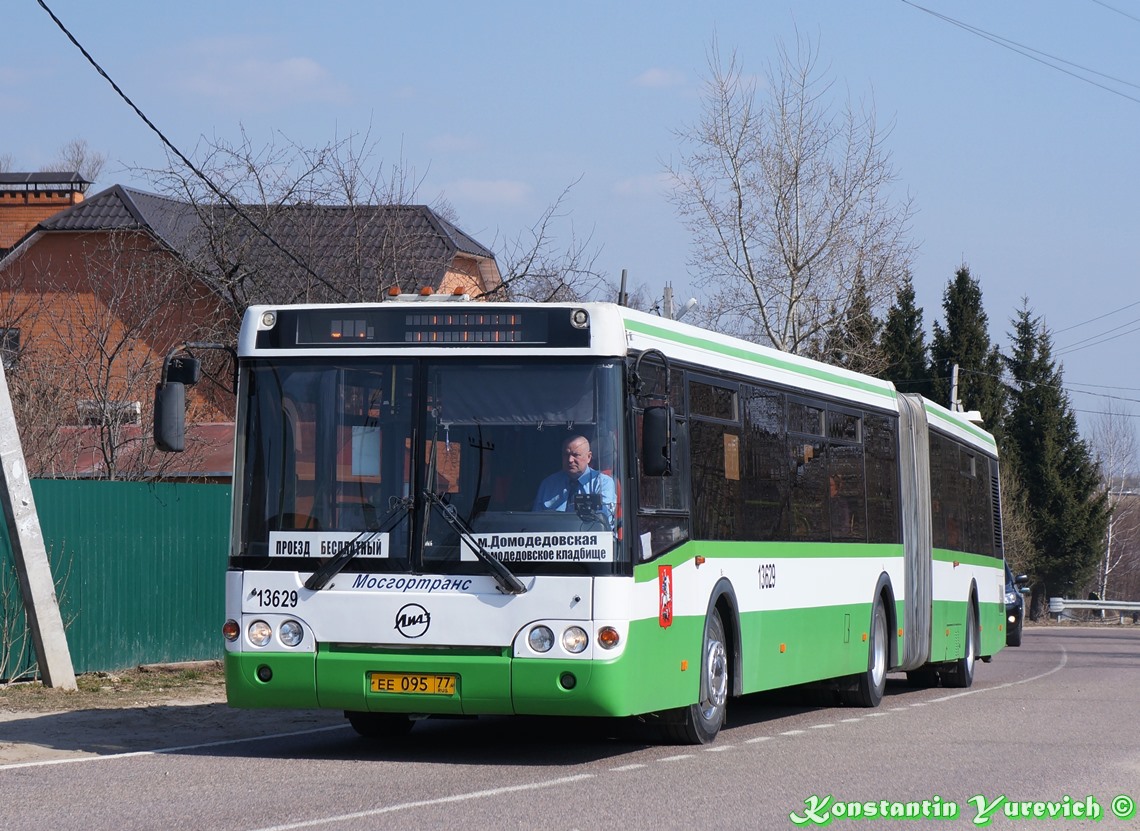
[1048,597,1140,623]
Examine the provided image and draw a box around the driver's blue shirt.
[533,466,617,524]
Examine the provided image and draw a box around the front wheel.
[659,609,729,745]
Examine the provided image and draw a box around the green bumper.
[224,642,674,718]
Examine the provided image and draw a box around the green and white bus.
[156,298,1007,744]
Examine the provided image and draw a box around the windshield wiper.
[303,497,411,591]
[423,490,526,595]
[423,412,525,595]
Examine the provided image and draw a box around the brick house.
[0,175,501,479]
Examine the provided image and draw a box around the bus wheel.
[345,711,415,739]
[842,595,888,707]
[943,602,978,689]
[660,610,729,745]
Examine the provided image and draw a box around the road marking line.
[704,744,735,751]
[929,647,1068,703]
[0,724,347,772]
[808,723,834,729]
[610,763,647,771]
[659,754,693,762]
[744,736,772,743]
[246,774,596,831]
[779,729,805,736]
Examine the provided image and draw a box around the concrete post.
[0,362,76,689]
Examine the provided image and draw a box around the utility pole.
[0,363,75,689]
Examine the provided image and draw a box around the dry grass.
[0,660,225,713]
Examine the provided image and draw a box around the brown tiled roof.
[20,186,499,302]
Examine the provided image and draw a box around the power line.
[1053,298,1140,334]
[36,0,346,301]
[1057,322,1140,356]
[1090,0,1140,25]
[901,0,1140,105]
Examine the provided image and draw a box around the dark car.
[1005,565,1030,647]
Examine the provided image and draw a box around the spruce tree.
[818,270,883,375]
[879,275,931,397]
[929,265,1006,435]
[1003,303,1109,612]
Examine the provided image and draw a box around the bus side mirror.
[154,381,186,452]
[166,356,202,385]
[642,405,673,477]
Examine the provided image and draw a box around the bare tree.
[1,232,228,480]
[1089,403,1140,599]
[667,36,914,355]
[46,138,107,184]
[999,463,1037,579]
[0,153,12,173]
[137,127,458,309]
[481,179,608,303]
[139,127,609,309]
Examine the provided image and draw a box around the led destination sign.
[255,307,592,349]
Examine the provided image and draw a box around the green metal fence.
[1,480,231,680]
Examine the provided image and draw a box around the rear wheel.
[842,595,888,707]
[659,609,728,744]
[944,602,978,688]
[345,711,415,739]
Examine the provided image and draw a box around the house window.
[77,400,141,426]
[0,328,19,370]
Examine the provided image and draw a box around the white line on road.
[245,774,596,831]
[0,724,347,772]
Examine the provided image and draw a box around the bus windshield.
[235,358,627,576]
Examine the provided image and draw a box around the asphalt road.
[2,626,1138,830]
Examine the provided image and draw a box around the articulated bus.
[156,298,1006,744]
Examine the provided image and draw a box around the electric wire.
[36,0,346,301]
[901,0,1140,105]
[1090,0,1140,25]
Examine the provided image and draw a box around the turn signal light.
[597,626,620,649]
[222,619,239,642]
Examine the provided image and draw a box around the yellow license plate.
[369,672,457,696]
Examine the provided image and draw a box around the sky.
[3,0,1139,438]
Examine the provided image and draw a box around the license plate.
[369,672,457,696]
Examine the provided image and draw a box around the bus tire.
[660,609,729,745]
[345,711,415,739]
[842,594,888,708]
[943,601,978,689]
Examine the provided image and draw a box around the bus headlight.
[279,620,304,647]
[562,626,589,654]
[248,620,272,647]
[528,625,555,653]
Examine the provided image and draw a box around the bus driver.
[533,434,617,526]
